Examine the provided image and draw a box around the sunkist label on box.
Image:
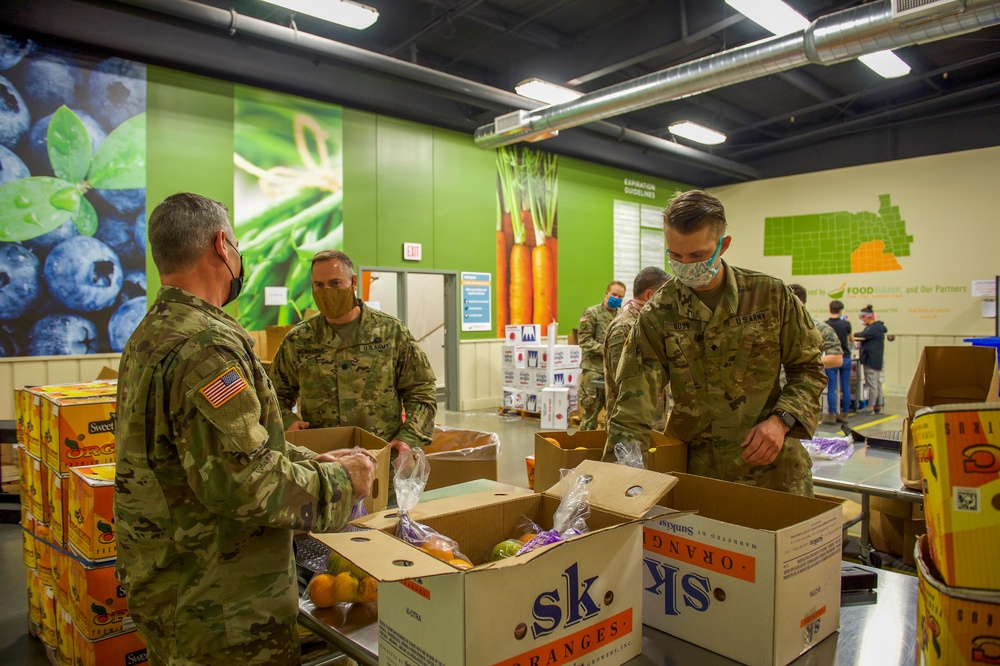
[68,464,116,562]
[911,403,1000,589]
[916,534,1000,666]
[42,394,117,475]
[70,557,131,639]
[73,626,147,666]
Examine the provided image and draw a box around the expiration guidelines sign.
[462,272,492,331]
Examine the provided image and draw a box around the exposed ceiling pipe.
[114,0,760,180]
[474,0,1000,149]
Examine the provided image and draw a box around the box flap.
[312,530,457,581]
[354,490,527,530]
[543,460,677,518]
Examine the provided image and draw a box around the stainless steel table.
[299,480,918,666]
[810,441,923,567]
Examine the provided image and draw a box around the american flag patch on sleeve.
[200,368,248,408]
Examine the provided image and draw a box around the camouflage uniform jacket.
[607,262,826,492]
[813,317,842,357]
[268,305,437,447]
[603,300,667,431]
[114,287,355,659]
[578,302,619,373]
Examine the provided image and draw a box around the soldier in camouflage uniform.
[577,281,626,430]
[268,250,437,459]
[604,267,670,436]
[115,194,376,665]
[789,284,845,427]
[607,190,825,495]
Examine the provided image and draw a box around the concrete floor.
[0,395,908,662]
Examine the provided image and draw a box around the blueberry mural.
[0,35,147,356]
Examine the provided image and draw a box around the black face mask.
[223,238,244,306]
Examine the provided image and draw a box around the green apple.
[491,538,523,562]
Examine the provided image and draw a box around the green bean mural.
[233,86,343,330]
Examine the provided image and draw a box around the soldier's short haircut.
[311,250,355,275]
[634,267,669,296]
[607,280,626,292]
[788,283,807,304]
[830,299,845,314]
[148,193,232,275]
[664,189,727,239]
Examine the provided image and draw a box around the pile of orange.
[307,550,380,607]
[416,533,473,570]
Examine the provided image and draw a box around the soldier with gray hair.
[607,189,826,495]
[268,249,437,459]
[115,192,375,665]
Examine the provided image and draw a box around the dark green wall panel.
[342,107,378,268]
[375,116,434,268]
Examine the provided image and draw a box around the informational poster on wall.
[0,34,148,356]
[232,85,343,331]
[495,145,558,336]
[613,199,665,300]
[461,272,491,331]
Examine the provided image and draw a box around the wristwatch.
[773,410,796,430]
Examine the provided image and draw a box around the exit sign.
[403,243,422,261]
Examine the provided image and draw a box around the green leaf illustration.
[65,438,79,451]
[0,177,80,242]
[73,197,99,236]
[97,520,112,534]
[91,602,107,616]
[47,106,92,184]
[88,113,146,190]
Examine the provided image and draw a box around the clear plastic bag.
[801,436,855,461]
[302,548,379,608]
[517,468,591,556]
[393,448,474,570]
[614,440,646,469]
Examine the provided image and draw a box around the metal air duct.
[474,0,1000,149]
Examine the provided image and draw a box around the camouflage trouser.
[578,370,605,431]
[145,625,300,666]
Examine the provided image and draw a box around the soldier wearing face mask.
[268,250,437,460]
[578,280,626,430]
[606,190,826,496]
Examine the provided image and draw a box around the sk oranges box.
[911,403,1000,589]
[40,584,57,647]
[68,464,116,562]
[42,392,117,475]
[69,557,131,639]
[642,473,842,666]
[316,461,679,666]
[916,534,1000,665]
[74,627,148,666]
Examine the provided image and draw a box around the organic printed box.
[42,393,117,475]
[911,403,1000,589]
[73,627,148,666]
[49,471,70,547]
[643,473,842,666]
[534,430,687,493]
[69,557,131,639]
[68,464,116,562]
[318,461,679,666]
[916,534,1000,665]
[285,427,391,513]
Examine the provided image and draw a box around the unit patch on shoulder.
[200,368,248,408]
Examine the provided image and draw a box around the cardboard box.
[285,427,391,513]
[534,430,687,493]
[525,455,535,490]
[27,451,50,523]
[540,387,570,430]
[903,516,928,568]
[523,391,541,414]
[868,509,905,556]
[423,427,499,491]
[317,461,679,666]
[501,347,515,368]
[22,505,37,569]
[27,565,41,626]
[56,603,75,666]
[17,444,30,504]
[19,382,119,457]
[899,417,921,490]
[502,368,516,388]
[916,534,1000,666]
[514,344,583,371]
[52,546,71,610]
[911,403,1000,589]
[643,473,842,666]
[551,368,580,388]
[814,493,862,540]
[41,393,117,476]
[504,324,541,345]
[73,627,148,666]
[34,522,53,586]
[49,471,69,547]
[40,584,57,647]
[906,346,1000,421]
[95,366,119,380]
[513,344,544,369]
[870,496,912,519]
[502,387,525,410]
[69,557,131,639]
[68,464,116,562]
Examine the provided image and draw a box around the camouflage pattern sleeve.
[392,329,437,448]
[577,306,601,356]
[267,336,301,429]
[602,314,632,425]
[776,291,826,437]
[605,312,670,455]
[176,346,354,532]
[817,321,842,356]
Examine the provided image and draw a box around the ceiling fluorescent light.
[859,50,912,79]
[725,0,808,36]
[668,121,727,145]
[262,0,379,30]
[515,79,583,106]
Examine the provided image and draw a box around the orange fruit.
[545,437,562,447]
[518,532,538,545]
[356,576,378,604]
[331,571,360,603]
[447,558,473,570]
[307,574,339,608]
[419,534,455,561]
